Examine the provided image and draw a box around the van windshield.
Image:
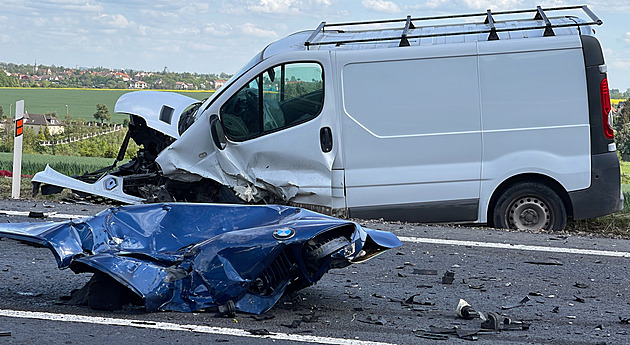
[197,51,264,118]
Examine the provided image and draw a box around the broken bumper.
[32,165,144,204]
[0,203,401,314]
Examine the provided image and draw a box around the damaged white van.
[33,5,622,231]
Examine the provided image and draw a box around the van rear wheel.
[493,182,566,231]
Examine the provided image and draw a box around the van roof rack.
[304,5,602,48]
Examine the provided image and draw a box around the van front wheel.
[492,182,566,231]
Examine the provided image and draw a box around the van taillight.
[600,77,613,139]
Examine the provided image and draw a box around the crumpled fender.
[115,91,200,139]
[0,203,402,314]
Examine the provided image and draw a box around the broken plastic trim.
[32,165,144,204]
[0,203,401,314]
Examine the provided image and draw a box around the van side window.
[220,62,323,141]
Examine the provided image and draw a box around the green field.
[0,152,119,176]
[0,88,215,124]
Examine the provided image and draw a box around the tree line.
[0,62,232,90]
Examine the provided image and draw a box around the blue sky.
[1,0,629,90]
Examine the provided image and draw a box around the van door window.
[220,62,323,141]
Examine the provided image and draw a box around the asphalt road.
[0,199,629,344]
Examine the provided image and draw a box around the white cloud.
[98,14,132,29]
[314,0,332,6]
[173,27,201,35]
[249,0,301,14]
[241,23,278,38]
[204,23,233,36]
[361,0,401,14]
[188,42,217,51]
[625,32,630,45]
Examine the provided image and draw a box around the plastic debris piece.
[405,294,434,306]
[359,315,386,325]
[0,331,11,337]
[501,296,531,310]
[251,314,275,321]
[414,332,449,340]
[282,320,302,328]
[456,329,479,341]
[573,295,585,303]
[456,299,480,320]
[246,329,273,336]
[0,203,402,315]
[524,260,563,266]
[442,271,455,284]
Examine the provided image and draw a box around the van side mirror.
[210,115,227,150]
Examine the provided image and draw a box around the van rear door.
[338,45,482,222]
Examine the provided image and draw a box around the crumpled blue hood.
[0,203,401,314]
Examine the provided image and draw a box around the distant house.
[213,79,227,90]
[176,82,194,90]
[131,80,148,89]
[23,113,65,135]
[114,72,131,81]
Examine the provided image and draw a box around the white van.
[33,5,622,231]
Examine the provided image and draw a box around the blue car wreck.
[0,203,401,314]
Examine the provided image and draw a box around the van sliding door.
[339,46,482,222]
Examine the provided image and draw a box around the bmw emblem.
[273,227,295,240]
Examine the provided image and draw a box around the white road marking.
[0,210,90,220]
[1,206,627,258]
[399,236,630,258]
[0,309,396,345]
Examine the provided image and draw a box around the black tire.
[492,182,566,231]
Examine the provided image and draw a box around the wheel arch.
[486,173,573,227]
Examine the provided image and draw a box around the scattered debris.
[27,211,56,219]
[251,314,275,321]
[501,296,531,310]
[481,312,530,331]
[414,326,481,341]
[524,260,563,266]
[412,269,438,275]
[404,294,435,306]
[359,315,387,325]
[246,329,273,336]
[456,299,480,320]
[218,301,236,317]
[282,320,303,328]
[413,331,449,340]
[441,271,455,284]
[0,204,402,315]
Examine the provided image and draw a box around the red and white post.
[12,100,24,199]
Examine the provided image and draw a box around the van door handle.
[320,127,333,153]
